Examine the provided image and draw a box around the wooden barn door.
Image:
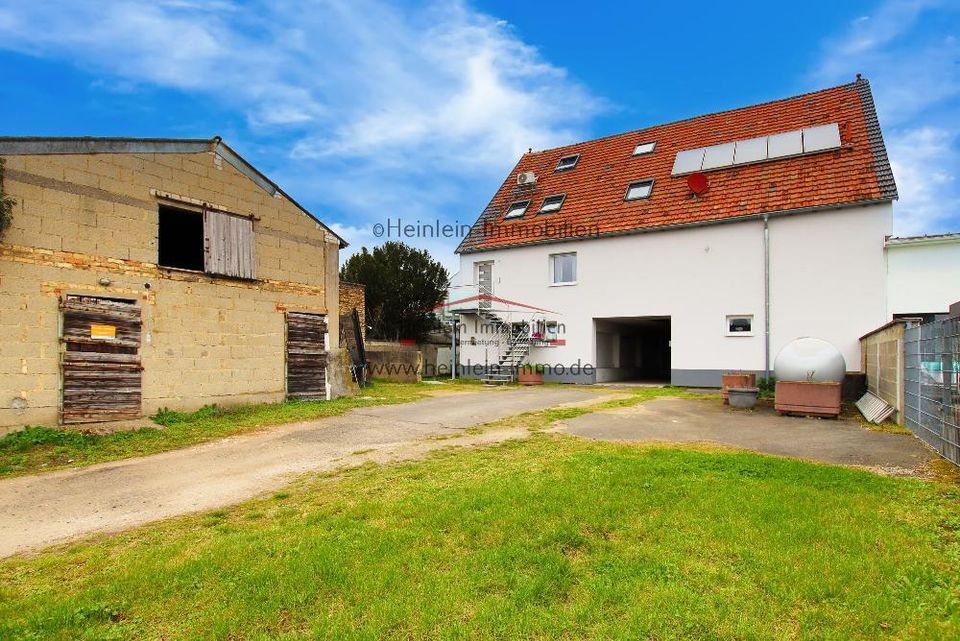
[60,296,143,424]
[286,312,329,401]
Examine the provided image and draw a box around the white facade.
[886,235,960,317]
[454,203,892,385]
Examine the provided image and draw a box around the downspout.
[763,214,771,382]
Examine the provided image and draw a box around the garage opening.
[594,316,671,384]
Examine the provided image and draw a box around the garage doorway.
[594,316,671,384]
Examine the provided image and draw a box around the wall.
[455,203,891,385]
[0,150,342,431]
[364,341,422,383]
[339,281,366,340]
[887,238,960,316]
[860,321,907,424]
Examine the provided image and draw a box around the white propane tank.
[773,337,846,383]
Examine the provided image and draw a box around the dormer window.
[625,179,654,201]
[504,200,530,219]
[633,142,656,156]
[555,154,580,171]
[538,194,566,214]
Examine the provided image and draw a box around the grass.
[1,435,957,640]
[0,381,441,479]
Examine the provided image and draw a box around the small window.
[504,200,530,219]
[550,252,577,285]
[625,179,654,201]
[158,205,205,271]
[538,194,566,214]
[633,141,656,156]
[555,154,580,171]
[726,315,753,336]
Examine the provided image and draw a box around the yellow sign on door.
[90,324,117,341]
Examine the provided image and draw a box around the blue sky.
[0,0,957,271]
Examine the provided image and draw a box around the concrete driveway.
[0,386,596,557]
[560,397,934,472]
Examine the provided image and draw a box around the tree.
[340,241,449,342]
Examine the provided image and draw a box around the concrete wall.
[887,238,960,316]
[0,150,342,431]
[455,203,891,385]
[860,321,907,424]
[365,342,422,383]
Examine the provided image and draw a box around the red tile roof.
[457,78,896,254]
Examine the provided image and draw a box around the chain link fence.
[904,317,960,465]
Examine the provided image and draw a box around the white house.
[885,233,960,322]
[447,78,899,386]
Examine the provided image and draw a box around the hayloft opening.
[158,205,204,271]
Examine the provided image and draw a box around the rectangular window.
[158,204,256,279]
[726,315,753,336]
[158,205,205,271]
[555,154,580,171]
[538,194,566,214]
[550,252,577,285]
[632,141,656,156]
[504,200,530,219]
[625,179,654,201]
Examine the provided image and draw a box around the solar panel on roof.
[733,136,768,165]
[672,148,705,175]
[802,123,841,152]
[767,130,803,159]
[701,142,736,170]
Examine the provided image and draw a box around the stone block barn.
[0,137,350,433]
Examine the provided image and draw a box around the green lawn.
[0,381,439,478]
[2,436,957,640]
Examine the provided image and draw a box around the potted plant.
[517,363,545,385]
[721,371,757,404]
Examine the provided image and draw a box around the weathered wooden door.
[60,296,143,424]
[286,312,328,401]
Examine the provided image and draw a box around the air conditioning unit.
[517,171,537,186]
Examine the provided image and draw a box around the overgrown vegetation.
[0,382,437,478]
[1,436,957,639]
[0,158,16,240]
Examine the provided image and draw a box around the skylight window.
[504,200,530,219]
[555,154,580,171]
[538,194,566,214]
[632,142,656,156]
[625,180,654,201]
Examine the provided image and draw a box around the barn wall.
[0,150,342,432]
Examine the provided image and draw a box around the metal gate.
[60,296,143,424]
[904,317,960,465]
[286,312,328,401]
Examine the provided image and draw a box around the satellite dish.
[687,172,709,195]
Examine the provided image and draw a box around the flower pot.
[774,381,841,418]
[517,370,544,385]
[722,373,756,404]
[727,387,759,409]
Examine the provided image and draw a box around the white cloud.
[0,0,602,263]
[810,0,960,234]
[887,127,957,235]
